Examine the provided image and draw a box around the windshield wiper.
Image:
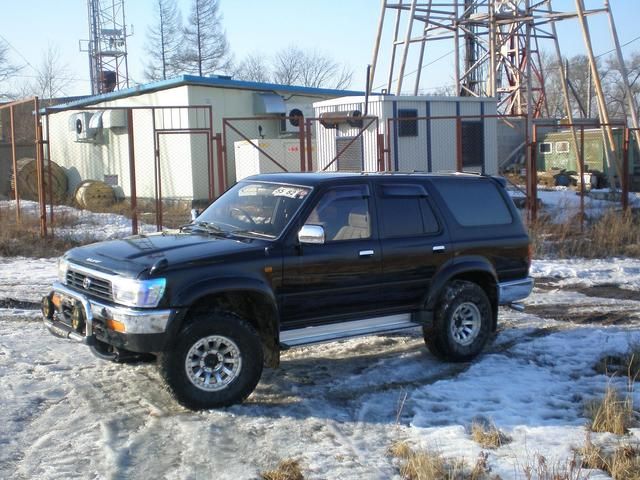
[230,229,274,239]
[181,221,229,236]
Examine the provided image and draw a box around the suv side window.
[431,179,513,226]
[377,184,440,238]
[304,185,371,241]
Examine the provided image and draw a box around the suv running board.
[280,314,417,348]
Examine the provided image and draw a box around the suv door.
[375,182,452,311]
[280,183,383,327]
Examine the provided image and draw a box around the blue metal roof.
[44,75,364,112]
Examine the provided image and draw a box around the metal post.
[34,98,47,238]
[414,0,433,96]
[9,105,20,223]
[44,108,54,228]
[529,123,538,224]
[622,127,630,212]
[605,0,640,146]
[579,126,585,232]
[575,0,620,186]
[396,0,417,95]
[127,108,138,235]
[456,118,463,172]
[298,116,306,171]
[387,0,403,93]
[305,119,313,172]
[369,0,387,91]
[215,133,225,196]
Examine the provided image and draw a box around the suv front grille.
[66,269,113,302]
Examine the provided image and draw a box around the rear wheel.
[160,312,263,410]
[424,280,492,362]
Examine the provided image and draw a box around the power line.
[0,33,36,72]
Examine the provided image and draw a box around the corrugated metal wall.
[314,100,382,172]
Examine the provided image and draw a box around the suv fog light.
[71,302,86,333]
[41,295,54,319]
[106,318,126,333]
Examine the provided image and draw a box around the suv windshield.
[191,182,312,239]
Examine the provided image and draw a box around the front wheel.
[159,312,263,410]
[424,280,492,362]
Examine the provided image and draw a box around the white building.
[45,75,361,201]
[313,95,499,175]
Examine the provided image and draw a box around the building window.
[398,109,418,137]
[539,142,552,154]
[461,120,484,168]
[556,141,570,153]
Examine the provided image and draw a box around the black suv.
[43,173,533,410]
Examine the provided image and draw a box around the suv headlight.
[58,257,69,283]
[112,278,166,308]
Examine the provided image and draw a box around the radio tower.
[369,0,628,120]
[86,0,130,95]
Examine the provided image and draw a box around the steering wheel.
[230,207,257,226]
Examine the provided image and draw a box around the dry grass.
[521,453,584,480]
[579,434,640,479]
[530,209,640,259]
[470,422,511,449]
[585,387,634,435]
[261,459,305,480]
[388,441,491,480]
[0,207,81,257]
[595,343,640,380]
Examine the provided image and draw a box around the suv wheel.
[160,312,264,409]
[424,280,492,362]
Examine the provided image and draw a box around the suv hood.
[66,232,270,278]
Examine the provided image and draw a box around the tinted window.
[378,184,440,237]
[432,180,513,226]
[304,185,371,241]
[398,109,418,137]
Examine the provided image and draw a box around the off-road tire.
[424,280,492,362]
[159,312,263,410]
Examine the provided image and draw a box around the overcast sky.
[1,0,639,97]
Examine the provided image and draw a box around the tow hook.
[508,302,525,312]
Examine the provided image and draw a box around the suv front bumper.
[42,282,174,353]
[498,277,534,305]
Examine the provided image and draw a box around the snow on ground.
[1,256,640,479]
[0,200,157,241]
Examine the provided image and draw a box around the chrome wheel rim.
[185,335,242,392]
[450,302,481,346]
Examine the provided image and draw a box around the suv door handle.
[433,245,446,253]
[359,250,375,257]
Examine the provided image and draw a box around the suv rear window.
[432,179,513,226]
[377,184,439,237]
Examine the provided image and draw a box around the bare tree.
[144,0,183,81]
[604,52,640,120]
[540,53,602,119]
[29,44,71,99]
[271,46,302,86]
[182,0,231,76]
[0,40,21,100]
[233,52,271,83]
[271,46,353,89]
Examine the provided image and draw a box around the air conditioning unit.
[72,112,99,142]
[282,103,314,133]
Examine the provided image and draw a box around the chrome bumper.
[43,281,173,342]
[498,277,534,305]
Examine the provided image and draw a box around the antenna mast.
[85,0,130,95]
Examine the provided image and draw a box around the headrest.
[348,211,369,229]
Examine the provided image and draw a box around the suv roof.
[244,171,498,188]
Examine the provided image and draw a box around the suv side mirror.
[298,225,325,245]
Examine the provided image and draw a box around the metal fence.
[0,97,47,236]
[2,99,637,240]
[42,105,220,235]
[530,121,634,226]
